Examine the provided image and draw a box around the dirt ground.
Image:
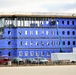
[0,65,76,75]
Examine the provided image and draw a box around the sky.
[0,0,76,13]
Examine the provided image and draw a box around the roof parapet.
[0,12,76,18]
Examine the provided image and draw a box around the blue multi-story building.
[0,13,76,59]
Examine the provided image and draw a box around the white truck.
[51,53,76,63]
[73,47,76,53]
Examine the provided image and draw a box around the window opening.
[47,41,50,45]
[19,51,23,56]
[30,41,33,45]
[41,31,44,35]
[68,41,70,45]
[36,52,39,56]
[62,31,65,35]
[46,31,49,35]
[72,31,75,35]
[41,41,44,45]
[63,41,65,45]
[19,31,22,35]
[8,31,11,35]
[25,51,28,56]
[52,31,54,35]
[47,51,50,56]
[30,51,34,56]
[20,41,22,45]
[52,41,55,45]
[30,31,33,35]
[36,30,38,35]
[67,31,70,35]
[72,21,74,25]
[25,41,27,45]
[25,31,27,35]
[73,41,75,45]
[67,21,69,25]
[41,51,44,56]
[36,41,38,45]
[8,52,11,56]
[62,21,64,24]
[8,41,11,45]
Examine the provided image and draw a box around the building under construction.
[0,12,76,59]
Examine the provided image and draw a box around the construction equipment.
[49,19,63,52]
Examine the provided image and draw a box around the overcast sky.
[0,0,76,13]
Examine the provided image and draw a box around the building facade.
[0,13,76,59]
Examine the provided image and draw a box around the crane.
[49,19,63,52]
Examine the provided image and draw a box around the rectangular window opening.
[36,30,38,35]
[62,21,64,24]
[30,51,34,56]
[25,31,27,35]
[72,21,74,25]
[19,51,23,56]
[67,21,69,25]
[25,51,28,56]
